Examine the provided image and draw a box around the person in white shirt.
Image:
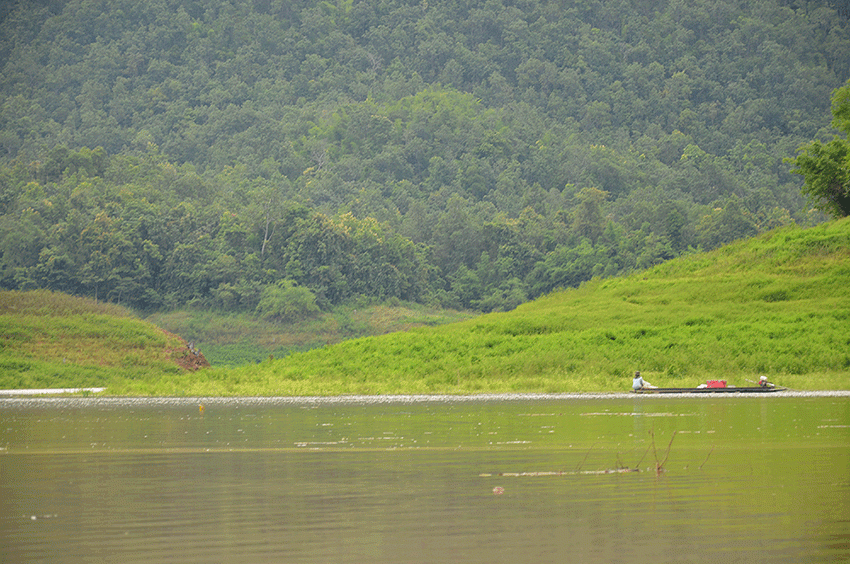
[632,371,654,390]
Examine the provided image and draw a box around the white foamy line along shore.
[0,389,848,408]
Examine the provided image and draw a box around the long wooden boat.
[632,386,786,394]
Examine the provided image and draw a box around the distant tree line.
[0,140,829,313]
[0,0,848,313]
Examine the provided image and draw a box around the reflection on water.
[1,397,848,563]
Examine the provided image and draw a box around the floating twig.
[650,428,658,467]
[481,468,639,478]
[660,431,677,470]
[648,428,676,474]
[699,445,714,470]
[575,442,597,472]
[635,443,652,470]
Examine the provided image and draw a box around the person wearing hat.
[758,375,774,388]
[632,371,654,390]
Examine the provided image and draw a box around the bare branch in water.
[575,442,597,472]
[660,431,677,469]
[699,445,715,470]
[648,428,676,474]
[635,443,652,470]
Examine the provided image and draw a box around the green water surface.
[1,396,847,563]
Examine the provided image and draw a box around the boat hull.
[632,386,785,394]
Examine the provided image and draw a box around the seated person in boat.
[758,375,775,388]
[632,371,655,390]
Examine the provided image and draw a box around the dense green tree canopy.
[789,81,850,218]
[0,0,848,313]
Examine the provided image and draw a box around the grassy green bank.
[146,302,475,367]
[0,291,193,392]
[2,219,849,395]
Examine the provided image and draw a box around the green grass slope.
[219,219,850,395]
[0,290,203,393]
[146,302,475,367]
[1,220,848,396]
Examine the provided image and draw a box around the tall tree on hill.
[788,81,850,219]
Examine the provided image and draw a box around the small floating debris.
[480,468,639,477]
[294,441,347,447]
[580,412,693,417]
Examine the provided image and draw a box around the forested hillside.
[1,0,849,314]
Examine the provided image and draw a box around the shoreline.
[0,387,107,396]
[1,389,848,408]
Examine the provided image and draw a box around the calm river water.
[1,394,848,564]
